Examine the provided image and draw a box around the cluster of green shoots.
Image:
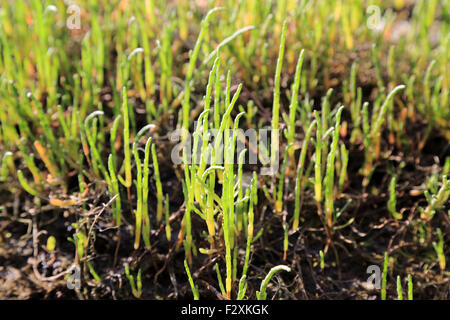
[179,49,287,298]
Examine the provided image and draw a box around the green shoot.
[292,120,316,231]
[165,194,171,242]
[396,275,403,300]
[271,21,287,174]
[408,275,413,300]
[125,263,142,299]
[388,176,403,220]
[381,252,389,300]
[432,228,446,274]
[184,259,199,300]
[319,250,325,270]
[151,143,163,223]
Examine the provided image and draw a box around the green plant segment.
[381,253,389,301]
[362,85,406,187]
[388,176,402,220]
[292,120,316,231]
[432,228,446,274]
[184,259,199,300]
[256,265,291,300]
[125,263,142,299]
[420,176,450,221]
[396,275,403,300]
